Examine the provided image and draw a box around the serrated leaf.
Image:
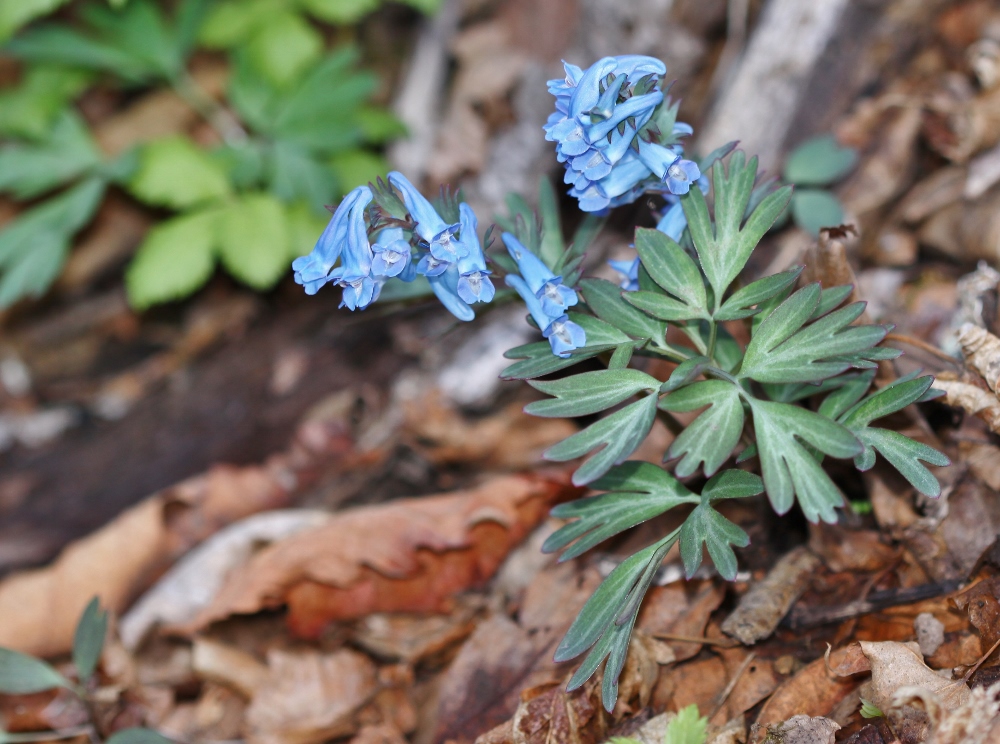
[129,136,232,209]
[784,135,857,186]
[545,394,659,485]
[666,704,708,744]
[0,177,105,309]
[679,502,749,580]
[217,193,289,289]
[126,208,219,309]
[715,266,803,321]
[792,189,845,237]
[246,11,323,88]
[544,462,698,561]
[73,596,108,683]
[740,284,888,384]
[527,369,660,417]
[750,399,861,522]
[105,728,174,744]
[633,227,707,313]
[580,278,666,342]
[661,381,744,478]
[0,112,101,199]
[0,648,70,694]
[683,152,792,301]
[0,64,92,140]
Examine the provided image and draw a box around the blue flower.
[428,264,474,321]
[506,274,586,358]
[339,275,377,311]
[388,171,465,263]
[416,253,450,277]
[664,159,701,195]
[292,186,372,295]
[656,201,686,241]
[371,227,411,278]
[609,258,640,291]
[502,232,577,316]
[454,204,495,304]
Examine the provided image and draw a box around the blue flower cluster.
[502,233,586,358]
[545,55,702,212]
[291,171,495,321]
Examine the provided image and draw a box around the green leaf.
[701,469,764,501]
[557,534,678,711]
[300,0,380,24]
[0,648,70,693]
[750,399,861,523]
[356,106,407,144]
[544,462,698,561]
[73,596,108,683]
[683,152,792,302]
[126,208,219,309]
[0,0,71,43]
[632,227,707,314]
[0,112,102,199]
[246,11,323,87]
[268,141,336,207]
[740,284,888,384]
[661,356,710,393]
[217,193,289,289]
[665,704,709,744]
[818,370,876,419]
[661,381,745,478]
[501,314,636,380]
[105,728,174,744]
[329,150,388,196]
[679,502,749,580]
[0,65,92,140]
[715,266,803,321]
[526,369,660,418]
[0,177,105,308]
[859,698,884,720]
[784,135,857,186]
[285,201,330,259]
[791,189,845,237]
[128,136,232,209]
[580,278,666,343]
[537,177,564,268]
[199,0,276,48]
[545,394,659,486]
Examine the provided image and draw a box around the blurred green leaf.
[0,177,105,308]
[217,193,289,289]
[784,134,857,186]
[300,0,380,24]
[356,107,407,144]
[73,596,108,683]
[329,150,387,196]
[0,65,92,140]
[285,201,329,259]
[128,136,232,209]
[105,728,174,744]
[665,704,708,744]
[246,11,323,87]
[0,0,71,43]
[269,141,336,209]
[126,207,219,308]
[791,189,844,236]
[399,0,445,13]
[0,112,102,199]
[0,648,71,694]
[198,0,284,48]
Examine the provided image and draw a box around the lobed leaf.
[527,369,660,417]
[679,502,749,580]
[580,278,667,343]
[632,227,707,313]
[661,381,745,478]
[715,266,803,322]
[0,112,101,199]
[128,136,232,209]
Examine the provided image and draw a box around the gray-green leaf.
[784,135,857,186]
[661,381,745,478]
[527,369,660,418]
[0,648,70,694]
[73,596,108,683]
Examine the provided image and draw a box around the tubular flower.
[455,204,495,304]
[292,186,372,295]
[388,171,464,263]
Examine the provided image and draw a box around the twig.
[784,579,964,630]
[0,725,96,742]
[651,632,739,648]
[961,635,1000,685]
[884,333,962,366]
[708,652,756,721]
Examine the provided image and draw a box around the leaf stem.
[171,73,248,146]
[706,319,718,365]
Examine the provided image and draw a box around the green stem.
[706,319,718,365]
[171,73,248,146]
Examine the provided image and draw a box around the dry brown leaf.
[350,604,480,664]
[953,577,1000,666]
[0,461,293,657]
[666,655,728,715]
[350,723,409,744]
[860,640,971,744]
[932,377,1000,434]
[711,649,781,726]
[752,646,863,741]
[638,580,726,661]
[925,680,1000,744]
[510,680,604,744]
[187,473,573,637]
[808,523,898,573]
[192,637,268,698]
[721,547,821,645]
[957,323,1000,394]
[763,715,839,744]
[245,649,377,744]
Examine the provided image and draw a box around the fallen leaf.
[924,680,1000,744]
[721,547,821,645]
[188,473,575,638]
[350,603,480,664]
[954,578,1000,666]
[245,649,377,744]
[808,523,898,573]
[957,323,1000,394]
[350,723,409,744]
[664,655,728,715]
[763,715,839,744]
[192,637,269,698]
[638,580,726,661]
[510,680,604,744]
[860,640,970,743]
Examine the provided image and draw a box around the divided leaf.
[526,369,660,417]
[740,283,888,383]
[715,266,803,321]
[580,278,667,343]
[682,152,792,302]
[545,394,659,485]
[544,462,698,561]
[501,314,634,380]
[0,112,101,199]
[750,399,861,523]
[678,470,761,580]
[661,381,744,478]
[628,227,707,319]
[217,192,290,290]
[128,136,232,209]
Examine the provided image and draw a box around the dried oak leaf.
[187,473,576,637]
[509,680,604,744]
